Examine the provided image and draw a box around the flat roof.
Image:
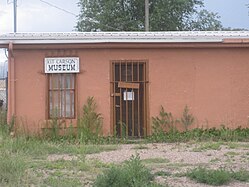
[1,31,249,45]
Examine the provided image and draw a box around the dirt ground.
[85,142,249,187]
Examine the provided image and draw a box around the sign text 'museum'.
[44,57,80,73]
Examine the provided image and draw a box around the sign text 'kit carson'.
[44,57,80,73]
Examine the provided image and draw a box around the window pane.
[50,74,59,89]
[71,90,75,117]
[49,90,60,118]
[60,74,65,89]
[49,91,53,117]
[65,90,73,117]
[61,90,65,117]
[65,74,74,89]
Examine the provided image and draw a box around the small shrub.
[49,115,61,140]
[94,154,160,187]
[187,167,231,186]
[151,106,178,141]
[117,120,127,138]
[181,105,194,131]
[78,97,103,143]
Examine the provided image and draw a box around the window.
[49,73,75,118]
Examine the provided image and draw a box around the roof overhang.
[1,31,249,48]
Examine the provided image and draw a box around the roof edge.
[1,31,249,45]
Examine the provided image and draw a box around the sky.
[0,0,249,62]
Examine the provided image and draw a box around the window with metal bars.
[48,73,75,119]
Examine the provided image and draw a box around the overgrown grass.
[93,154,162,187]
[150,106,249,143]
[40,126,249,145]
[186,167,231,186]
[41,159,89,171]
[231,169,249,182]
[0,129,120,186]
[148,127,249,143]
[186,167,249,185]
[0,110,11,136]
[40,126,249,144]
[0,151,26,186]
[0,123,248,186]
[0,102,249,186]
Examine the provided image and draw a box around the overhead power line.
[40,0,77,16]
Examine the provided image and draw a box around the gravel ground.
[86,142,249,187]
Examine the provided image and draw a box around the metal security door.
[111,60,147,137]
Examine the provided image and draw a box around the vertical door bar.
[143,62,146,136]
[125,62,128,136]
[70,74,73,117]
[119,62,122,136]
[137,62,140,137]
[64,74,66,117]
[131,62,134,137]
[51,74,54,118]
[58,74,61,118]
[113,63,116,136]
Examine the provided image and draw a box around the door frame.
[110,60,150,137]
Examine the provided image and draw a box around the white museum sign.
[44,57,80,73]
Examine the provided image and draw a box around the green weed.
[150,106,249,143]
[149,127,249,143]
[231,169,249,182]
[93,154,161,187]
[181,105,194,131]
[187,167,249,185]
[151,106,178,140]
[187,167,231,186]
[77,97,103,144]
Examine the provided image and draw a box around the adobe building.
[0,31,249,137]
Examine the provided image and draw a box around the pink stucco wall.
[149,47,249,129]
[8,43,249,134]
